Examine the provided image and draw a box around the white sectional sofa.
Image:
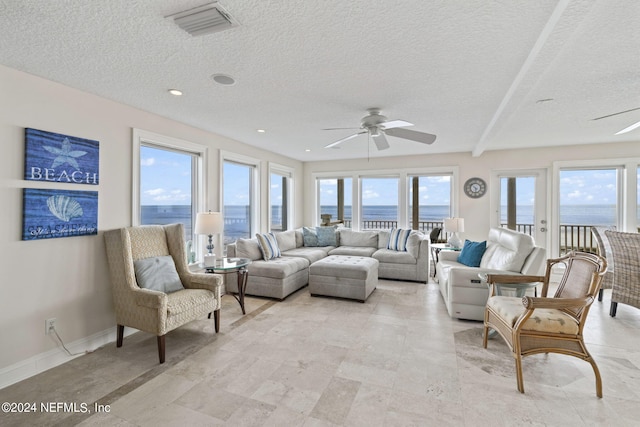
[436,227,546,321]
[226,227,431,300]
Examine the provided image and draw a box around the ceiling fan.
[324,108,436,150]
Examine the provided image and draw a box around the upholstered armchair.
[104,223,222,363]
[605,230,640,317]
[483,251,607,397]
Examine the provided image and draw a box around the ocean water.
[142,204,626,242]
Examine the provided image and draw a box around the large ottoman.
[309,255,378,302]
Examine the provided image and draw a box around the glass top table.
[201,257,251,314]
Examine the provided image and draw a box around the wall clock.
[464,177,487,198]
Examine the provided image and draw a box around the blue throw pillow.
[316,226,338,246]
[387,228,412,251]
[256,232,281,260]
[457,240,487,267]
[302,226,319,247]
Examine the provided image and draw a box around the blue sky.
[140,146,629,207]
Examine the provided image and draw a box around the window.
[558,168,619,254]
[222,155,259,245]
[408,174,452,232]
[360,176,399,230]
[318,178,352,227]
[270,164,293,232]
[133,130,205,242]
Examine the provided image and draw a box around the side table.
[204,257,251,315]
[430,243,462,277]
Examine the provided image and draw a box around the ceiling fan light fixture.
[615,120,640,135]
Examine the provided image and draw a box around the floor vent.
[167,2,238,37]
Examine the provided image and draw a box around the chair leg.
[116,325,124,348]
[482,325,489,348]
[586,356,603,398]
[214,309,220,333]
[157,335,165,364]
[598,288,603,302]
[515,354,525,393]
[610,301,618,317]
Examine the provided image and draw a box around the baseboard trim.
[0,326,136,390]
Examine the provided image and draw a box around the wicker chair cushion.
[487,296,579,334]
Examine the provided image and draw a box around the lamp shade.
[194,211,223,235]
[443,218,464,233]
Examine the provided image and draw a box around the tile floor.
[1,279,639,426]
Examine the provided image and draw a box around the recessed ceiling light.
[615,120,640,135]
[211,74,236,85]
[305,149,311,152]
[168,89,183,96]
[257,129,266,133]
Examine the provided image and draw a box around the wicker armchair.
[591,227,615,301]
[104,223,222,363]
[605,230,640,317]
[483,251,607,397]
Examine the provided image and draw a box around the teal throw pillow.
[316,226,338,246]
[302,226,319,247]
[256,232,281,260]
[457,240,487,267]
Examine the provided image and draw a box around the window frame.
[220,151,261,242]
[268,162,294,232]
[132,129,207,238]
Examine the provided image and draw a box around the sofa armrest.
[439,250,460,262]
[415,235,431,281]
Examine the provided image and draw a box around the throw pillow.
[134,255,184,293]
[387,228,412,251]
[235,238,263,261]
[457,240,487,267]
[316,226,338,246]
[302,226,319,247]
[256,232,281,260]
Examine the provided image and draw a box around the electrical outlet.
[45,318,56,335]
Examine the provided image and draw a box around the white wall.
[303,139,640,244]
[0,65,303,385]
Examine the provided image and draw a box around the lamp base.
[448,233,463,249]
[204,254,216,267]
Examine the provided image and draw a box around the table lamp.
[444,217,464,248]
[194,211,223,267]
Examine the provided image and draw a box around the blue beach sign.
[22,188,98,240]
[24,128,99,185]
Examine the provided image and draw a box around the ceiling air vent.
[167,2,238,37]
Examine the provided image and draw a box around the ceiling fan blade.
[324,130,366,148]
[372,132,390,150]
[385,128,436,145]
[379,119,413,129]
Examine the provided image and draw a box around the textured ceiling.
[1,0,639,161]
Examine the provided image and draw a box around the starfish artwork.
[43,137,87,169]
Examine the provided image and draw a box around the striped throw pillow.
[256,232,281,260]
[387,228,412,251]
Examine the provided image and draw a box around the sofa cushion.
[248,256,309,279]
[405,232,422,259]
[480,228,535,272]
[256,232,281,260]
[457,240,487,267]
[275,230,297,252]
[134,255,184,293]
[329,246,377,257]
[235,238,263,261]
[373,248,417,265]
[339,229,378,247]
[282,247,332,264]
[387,228,411,251]
[316,226,338,246]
